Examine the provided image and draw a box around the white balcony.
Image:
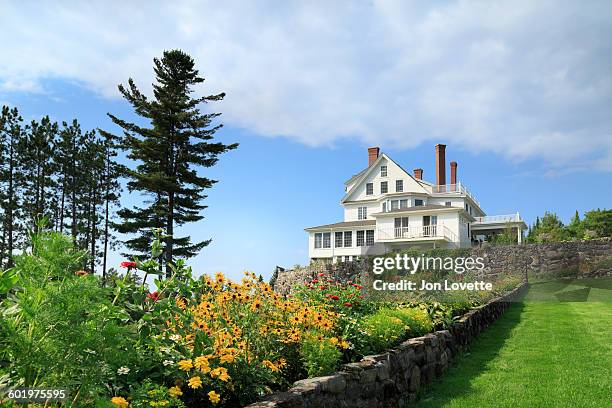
[473,213,522,224]
[426,182,480,207]
[377,225,457,243]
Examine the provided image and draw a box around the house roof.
[304,219,376,231]
[340,153,430,203]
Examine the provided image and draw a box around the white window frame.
[335,231,343,248]
[358,206,368,220]
[380,181,388,194]
[344,231,352,247]
[356,230,365,246]
[396,179,403,192]
[366,230,375,246]
[366,183,373,195]
[380,165,387,177]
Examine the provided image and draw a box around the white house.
[305,145,527,263]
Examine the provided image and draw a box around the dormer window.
[366,183,373,195]
[380,181,388,194]
[380,165,387,177]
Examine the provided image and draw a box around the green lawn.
[410,278,612,408]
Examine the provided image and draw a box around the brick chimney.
[435,144,446,186]
[450,161,457,185]
[413,168,423,180]
[368,147,380,166]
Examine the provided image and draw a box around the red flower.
[318,273,325,277]
[343,302,352,307]
[330,295,340,301]
[312,279,319,284]
[146,291,159,302]
[120,261,137,269]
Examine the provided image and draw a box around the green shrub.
[299,331,342,377]
[0,230,136,405]
[362,311,406,353]
[385,307,433,336]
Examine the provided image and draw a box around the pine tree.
[19,117,59,234]
[0,106,25,265]
[96,129,124,281]
[105,49,237,275]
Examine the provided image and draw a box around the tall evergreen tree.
[19,117,59,234]
[105,49,237,275]
[0,106,25,265]
[96,129,124,281]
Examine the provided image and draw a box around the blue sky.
[1,1,611,280]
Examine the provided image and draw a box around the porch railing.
[426,182,480,207]
[377,225,457,242]
[473,213,522,224]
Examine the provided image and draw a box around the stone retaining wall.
[245,283,529,408]
[472,238,612,279]
[273,239,612,293]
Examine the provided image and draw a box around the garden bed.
[246,282,528,408]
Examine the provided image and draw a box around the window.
[414,199,424,206]
[465,203,468,211]
[381,181,388,194]
[366,183,373,195]
[322,232,331,248]
[400,199,408,209]
[358,206,367,220]
[314,233,322,249]
[380,165,387,177]
[394,217,409,238]
[366,230,375,246]
[356,230,365,246]
[445,201,452,206]
[382,202,387,212]
[344,231,352,247]
[391,200,399,210]
[335,232,343,248]
[467,223,470,237]
[396,179,403,192]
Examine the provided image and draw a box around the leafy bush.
[299,331,343,377]
[385,308,433,337]
[0,230,136,405]
[361,311,405,354]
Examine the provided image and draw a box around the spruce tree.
[105,49,237,275]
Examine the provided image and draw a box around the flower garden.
[0,230,521,408]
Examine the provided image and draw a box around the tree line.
[526,208,612,243]
[0,49,237,279]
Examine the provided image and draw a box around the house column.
[517,227,522,244]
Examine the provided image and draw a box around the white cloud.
[1,0,611,171]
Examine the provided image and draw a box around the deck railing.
[426,182,480,207]
[473,213,522,224]
[377,225,457,242]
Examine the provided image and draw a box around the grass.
[410,277,612,408]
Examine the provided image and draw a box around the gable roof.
[340,152,429,203]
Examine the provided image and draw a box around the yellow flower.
[111,396,129,408]
[194,356,210,371]
[220,354,235,364]
[178,359,193,371]
[340,340,351,349]
[168,386,183,397]
[210,367,230,382]
[188,376,203,389]
[208,390,221,404]
[329,337,339,345]
[262,360,279,372]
